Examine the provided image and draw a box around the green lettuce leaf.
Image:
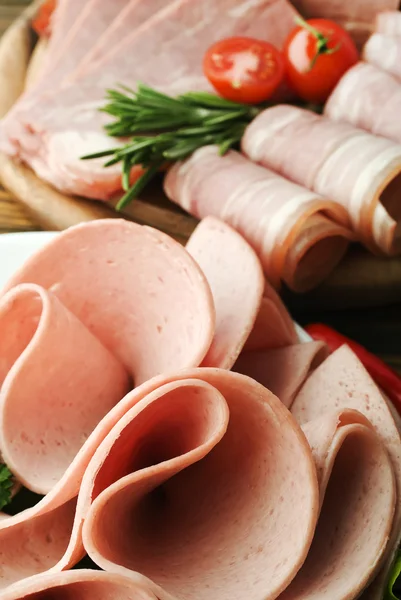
[385,550,401,600]
[0,464,13,510]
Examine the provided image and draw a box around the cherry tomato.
[283,18,359,104]
[32,0,56,37]
[203,37,285,104]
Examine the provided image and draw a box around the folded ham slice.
[290,0,399,46]
[364,32,401,82]
[186,217,264,369]
[164,145,353,292]
[325,62,401,146]
[244,281,299,351]
[77,369,319,600]
[2,219,215,379]
[280,408,395,600]
[242,104,401,254]
[234,341,328,407]
[375,10,401,35]
[0,283,129,494]
[1,0,299,200]
[292,345,401,599]
[2,570,157,600]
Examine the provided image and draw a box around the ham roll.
[325,62,401,147]
[164,146,354,292]
[292,345,401,599]
[375,10,401,36]
[364,32,401,81]
[242,104,401,254]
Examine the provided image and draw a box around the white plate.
[0,231,311,342]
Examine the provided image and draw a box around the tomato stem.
[294,15,341,70]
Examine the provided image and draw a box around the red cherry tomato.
[32,0,56,37]
[203,37,285,104]
[283,18,359,104]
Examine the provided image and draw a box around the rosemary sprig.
[81,83,264,210]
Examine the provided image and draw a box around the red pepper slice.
[305,323,401,413]
[32,0,56,38]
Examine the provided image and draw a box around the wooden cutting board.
[1,0,401,311]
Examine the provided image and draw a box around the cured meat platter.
[2,2,401,598]
[1,0,401,309]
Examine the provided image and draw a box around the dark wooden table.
[1,0,400,372]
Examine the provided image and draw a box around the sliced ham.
[186,217,264,369]
[164,145,353,292]
[325,62,401,146]
[2,570,157,600]
[0,283,129,494]
[77,369,319,600]
[280,408,395,600]
[65,0,170,82]
[233,341,328,407]
[1,0,299,200]
[364,32,401,81]
[375,10,401,35]
[292,345,401,599]
[2,219,215,378]
[242,104,401,254]
[291,0,399,46]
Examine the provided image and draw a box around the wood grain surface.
[0,0,400,373]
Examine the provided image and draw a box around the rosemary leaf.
[116,163,162,210]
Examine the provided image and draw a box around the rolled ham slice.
[164,145,353,292]
[2,570,157,600]
[280,408,395,600]
[78,369,319,600]
[291,0,399,46]
[0,283,129,494]
[292,345,401,599]
[325,62,401,147]
[243,104,401,254]
[375,10,401,35]
[2,219,215,380]
[364,32,401,81]
[186,217,264,369]
[233,341,328,407]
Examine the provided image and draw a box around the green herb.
[0,464,13,510]
[81,83,264,210]
[385,550,401,600]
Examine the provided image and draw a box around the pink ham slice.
[64,0,171,83]
[292,345,401,599]
[2,570,157,600]
[325,62,401,146]
[242,104,401,255]
[364,32,401,82]
[0,283,129,494]
[76,369,319,600]
[375,10,401,35]
[1,0,299,200]
[245,281,298,351]
[164,145,353,292]
[291,0,399,47]
[186,217,264,369]
[2,219,215,379]
[233,341,328,407]
[279,408,395,600]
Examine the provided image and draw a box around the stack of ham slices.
[0,217,400,600]
[1,0,401,295]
